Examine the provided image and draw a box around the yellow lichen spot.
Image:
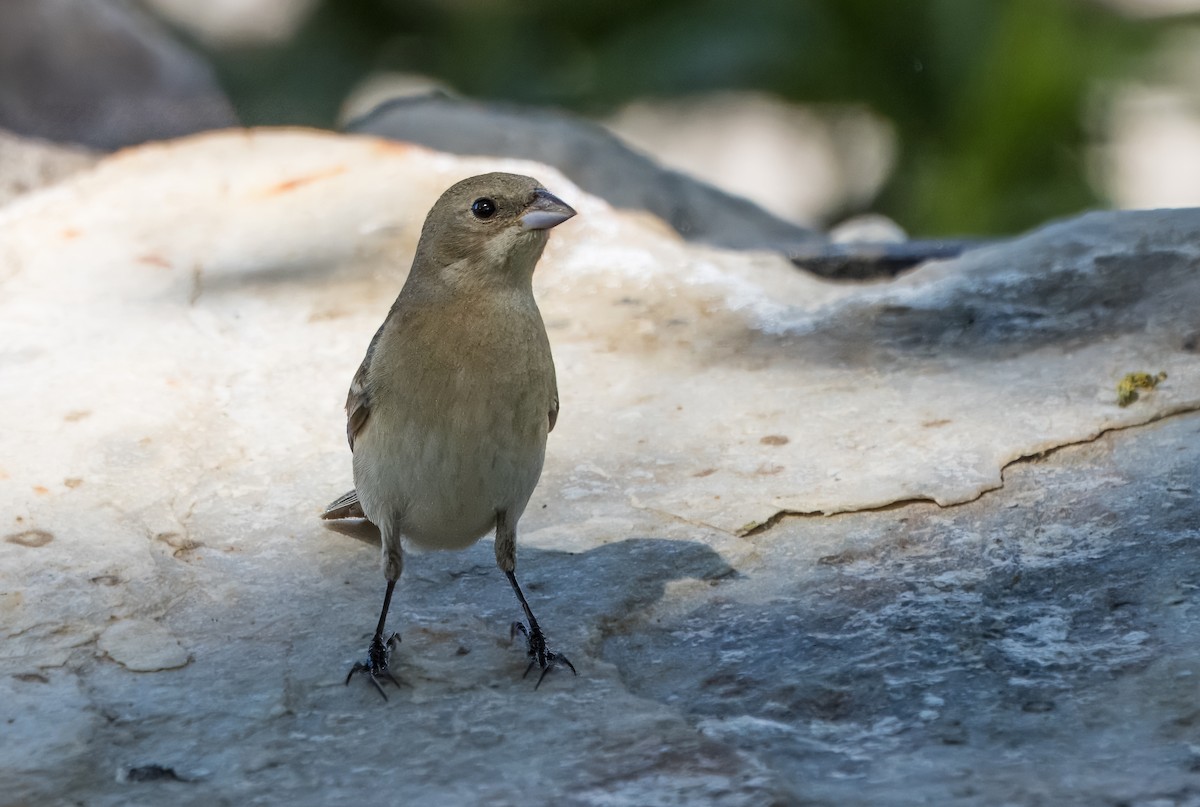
[1116,371,1167,407]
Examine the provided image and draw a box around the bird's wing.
[322,489,365,520]
[346,357,371,451]
[346,318,390,450]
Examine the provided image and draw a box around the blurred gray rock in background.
[0,0,237,150]
[604,93,896,228]
[346,93,825,253]
[141,0,320,48]
[348,93,979,278]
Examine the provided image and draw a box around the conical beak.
[520,188,576,231]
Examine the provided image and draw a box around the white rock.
[1,128,1198,804]
[97,619,189,671]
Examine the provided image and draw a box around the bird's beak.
[520,189,576,231]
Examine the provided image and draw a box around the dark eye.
[471,198,497,219]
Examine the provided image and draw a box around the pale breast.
[352,291,555,550]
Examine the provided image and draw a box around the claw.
[510,620,576,689]
[345,632,403,700]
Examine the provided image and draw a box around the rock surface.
[97,619,190,672]
[0,129,1198,805]
[0,0,237,149]
[345,94,1027,280]
[0,129,98,207]
[610,414,1200,804]
[347,93,823,253]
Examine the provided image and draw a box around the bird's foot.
[345,632,403,700]
[510,621,576,689]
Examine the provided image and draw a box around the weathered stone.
[347,93,822,253]
[347,93,977,279]
[0,0,237,149]
[607,413,1200,804]
[97,619,190,671]
[0,129,98,207]
[0,129,1197,804]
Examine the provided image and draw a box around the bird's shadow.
[321,518,736,653]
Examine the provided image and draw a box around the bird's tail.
[322,489,365,520]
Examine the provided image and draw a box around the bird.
[323,172,577,699]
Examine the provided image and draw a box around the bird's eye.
[471,198,497,219]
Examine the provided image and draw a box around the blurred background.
[5,0,1200,238]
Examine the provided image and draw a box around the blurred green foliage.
[201,0,1167,236]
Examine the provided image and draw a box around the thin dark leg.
[345,578,403,700]
[374,578,397,638]
[506,569,577,688]
[505,570,541,635]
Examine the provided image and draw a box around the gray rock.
[2,131,1199,805]
[607,413,1200,805]
[0,129,97,206]
[0,0,237,149]
[347,93,823,253]
[347,93,978,278]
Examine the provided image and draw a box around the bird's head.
[412,172,576,288]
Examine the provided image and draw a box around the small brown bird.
[323,172,577,698]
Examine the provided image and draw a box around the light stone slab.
[97,619,190,671]
[1,128,1198,805]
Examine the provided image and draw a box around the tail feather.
[322,489,365,520]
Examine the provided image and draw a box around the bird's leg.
[346,543,404,700]
[496,510,576,688]
[506,570,577,688]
